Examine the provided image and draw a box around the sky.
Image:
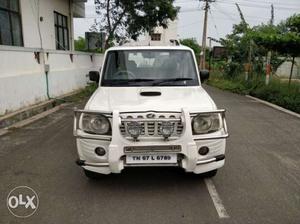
[74,0,300,46]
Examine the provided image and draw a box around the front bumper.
[74,108,228,174]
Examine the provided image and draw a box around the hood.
[85,86,216,112]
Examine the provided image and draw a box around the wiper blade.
[127,79,155,82]
[103,79,155,86]
[152,78,194,86]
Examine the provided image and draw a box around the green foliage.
[180,38,201,55]
[180,38,210,64]
[94,0,179,48]
[250,14,300,57]
[209,12,300,113]
[63,83,98,102]
[220,13,300,79]
[223,61,243,79]
[208,72,300,113]
[74,37,86,51]
[74,37,104,53]
[286,13,300,33]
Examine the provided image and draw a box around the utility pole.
[207,37,213,72]
[265,4,274,85]
[245,40,253,81]
[199,0,215,70]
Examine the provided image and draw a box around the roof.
[107,45,192,51]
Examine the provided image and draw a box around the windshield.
[101,50,199,87]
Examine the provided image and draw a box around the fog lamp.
[198,146,209,155]
[127,122,142,139]
[95,147,106,156]
[160,121,174,139]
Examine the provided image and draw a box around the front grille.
[119,112,184,139]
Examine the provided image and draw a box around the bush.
[223,62,244,79]
[208,72,300,113]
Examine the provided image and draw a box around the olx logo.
[7,186,39,218]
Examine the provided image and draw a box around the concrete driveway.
[0,86,299,224]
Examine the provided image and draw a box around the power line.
[209,8,220,39]
[212,3,236,22]
[176,0,300,7]
[232,0,300,7]
[217,1,299,11]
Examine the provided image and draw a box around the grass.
[207,72,300,114]
[63,83,98,103]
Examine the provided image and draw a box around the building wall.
[0,46,103,115]
[20,0,74,50]
[126,20,178,46]
[276,58,300,79]
[0,0,101,115]
[151,20,178,46]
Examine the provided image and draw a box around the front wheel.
[203,169,218,178]
[83,169,104,179]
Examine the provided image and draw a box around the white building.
[126,20,179,46]
[0,0,103,115]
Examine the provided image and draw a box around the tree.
[180,38,201,55]
[220,3,251,65]
[250,13,300,84]
[93,0,179,48]
[74,37,86,51]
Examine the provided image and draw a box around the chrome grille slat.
[119,112,184,139]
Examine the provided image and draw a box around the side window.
[54,11,69,50]
[0,0,23,46]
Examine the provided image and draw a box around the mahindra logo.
[7,186,39,218]
[146,113,155,119]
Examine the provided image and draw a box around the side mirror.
[199,69,210,83]
[89,71,100,83]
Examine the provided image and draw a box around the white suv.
[74,46,228,178]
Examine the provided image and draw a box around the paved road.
[1,86,300,224]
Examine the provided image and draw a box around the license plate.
[126,154,177,164]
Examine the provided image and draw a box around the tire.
[203,169,218,178]
[83,169,103,179]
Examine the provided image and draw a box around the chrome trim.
[124,145,182,153]
[196,155,225,165]
[196,158,216,165]
[194,133,229,141]
[76,135,112,141]
[84,162,109,167]
[190,109,228,139]
[74,108,112,116]
[122,118,181,122]
[73,108,228,141]
[190,109,226,116]
[125,163,178,167]
[76,159,109,167]
[120,112,184,139]
[119,110,182,114]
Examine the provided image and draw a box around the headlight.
[192,114,221,134]
[82,114,110,135]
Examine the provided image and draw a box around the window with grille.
[151,33,161,41]
[0,0,23,46]
[54,11,69,50]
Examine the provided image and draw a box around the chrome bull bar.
[73,108,229,141]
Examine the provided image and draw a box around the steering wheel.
[113,70,136,79]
